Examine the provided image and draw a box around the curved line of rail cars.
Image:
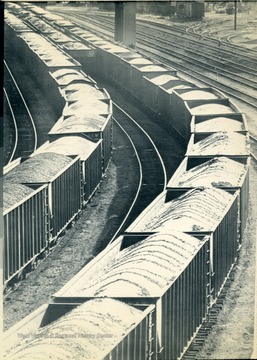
[4,3,251,360]
[3,9,113,287]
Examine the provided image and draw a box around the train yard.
[53,9,257,111]
[3,3,257,360]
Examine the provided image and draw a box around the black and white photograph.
[2,0,257,358]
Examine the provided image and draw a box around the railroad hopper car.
[23,12,96,70]
[130,63,176,104]
[102,47,142,85]
[48,67,97,111]
[110,52,147,90]
[4,2,22,14]
[46,67,96,118]
[190,112,248,135]
[186,131,250,158]
[25,15,58,35]
[4,9,113,288]
[142,73,193,118]
[185,131,250,233]
[170,88,229,139]
[95,44,132,80]
[126,187,239,299]
[4,21,78,115]
[19,33,80,107]
[60,41,95,70]
[112,56,154,94]
[176,0,205,20]
[4,298,155,360]
[4,153,82,241]
[48,88,113,173]
[47,17,75,29]
[33,136,103,206]
[49,68,96,88]
[3,181,49,285]
[182,98,241,136]
[167,156,250,240]
[4,11,32,35]
[4,231,210,360]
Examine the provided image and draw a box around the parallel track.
[182,263,237,360]
[110,103,167,242]
[3,89,17,165]
[54,10,257,111]
[4,60,37,164]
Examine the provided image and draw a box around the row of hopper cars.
[4,8,113,286]
[4,3,251,360]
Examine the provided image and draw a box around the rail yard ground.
[3,4,257,359]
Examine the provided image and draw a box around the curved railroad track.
[110,102,167,241]
[4,60,37,166]
[3,89,17,166]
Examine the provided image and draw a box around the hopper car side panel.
[84,142,103,203]
[212,197,239,298]
[142,76,159,114]
[161,240,209,359]
[104,308,156,360]
[240,167,250,238]
[4,185,49,284]
[102,115,113,172]
[47,158,82,240]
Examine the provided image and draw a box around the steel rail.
[4,60,38,152]
[108,103,167,244]
[4,88,18,164]
[114,104,167,190]
[108,117,143,245]
[52,11,257,110]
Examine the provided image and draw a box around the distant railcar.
[176,0,205,20]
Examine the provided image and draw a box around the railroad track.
[61,11,257,71]
[53,10,257,111]
[3,90,17,166]
[4,60,37,166]
[110,103,167,241]
[182,263,238,360]
[140,18,257,65]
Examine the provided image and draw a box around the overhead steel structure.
[115,1,136,48]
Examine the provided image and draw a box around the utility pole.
[234,0,237,30]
